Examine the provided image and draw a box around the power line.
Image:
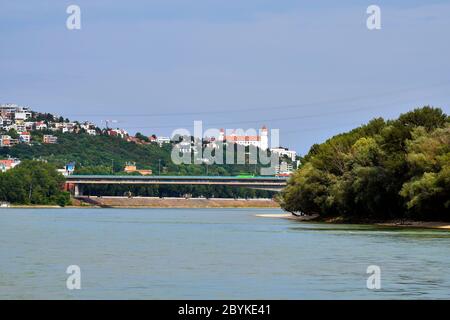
[119,93,439,130]
[64,81,450,118]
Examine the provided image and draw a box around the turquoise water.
[0,208,449,299]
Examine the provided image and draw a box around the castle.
[218,126,268,150]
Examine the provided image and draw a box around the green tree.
[0,160,71,206]
[280,106,450,221]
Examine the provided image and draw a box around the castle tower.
[219,128,225,142]
[260,125,268,150]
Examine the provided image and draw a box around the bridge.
[65,175,288,196]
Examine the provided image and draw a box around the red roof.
[0,159,14,167]
[225,135,260,142]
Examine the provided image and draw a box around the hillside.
[0,131,269,176]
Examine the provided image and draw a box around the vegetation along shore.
[279,106,449,223]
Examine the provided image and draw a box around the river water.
[1,208,449,299]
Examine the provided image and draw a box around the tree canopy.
[0,160,70,206]
[279,106,450,221]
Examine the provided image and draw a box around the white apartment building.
[175,140,199,154]
[270,147,297,161]
[14,111,32,121]
[86,129,97,135]
[156,136,171,146]
[0,104,32,121]
[35,121,48,130]
[275,161,294,175]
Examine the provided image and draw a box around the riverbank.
[74,196,280,208]
[1,197,280,209]
[256,213,450,230]
[8,205,63,208]
[377,221,450,229]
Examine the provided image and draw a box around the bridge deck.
[66,175,288,181]
[65,175,288,195]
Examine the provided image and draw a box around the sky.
[1,0,449,154]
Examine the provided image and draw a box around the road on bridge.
[65,175,289,196]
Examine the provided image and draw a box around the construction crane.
[101,119,118,129]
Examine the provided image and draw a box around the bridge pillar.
[74,184,84,197]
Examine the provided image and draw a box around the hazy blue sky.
[1,0,449,154]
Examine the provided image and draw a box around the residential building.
[176,140,198,154]
[80,121,95,130]
[107,128,128,138]
[275,161,294,175]
[156,136,171,146]
[124,162,152,175]
[14,111,32,121]
[25,122,34,131]
[1,135,19,147]
[0,104,32,120]
[0,158,21,172]
[81,122,97,135]
[19,132,31,144]
[35,121,47,130]
[43,135,58,144]
[50,122,65,131]
[61,124,74,133]
[270,147,297,161]
[1,135,11,147]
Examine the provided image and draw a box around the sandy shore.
[255,213,320,221]
[377,221,450,230]
[256,212,450,230]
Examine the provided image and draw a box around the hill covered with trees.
[279,106,450,222]
[0,131,271,176]
[0,132,276,200]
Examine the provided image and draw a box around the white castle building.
[218,126,269,150]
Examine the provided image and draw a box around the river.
[1,208,449,299]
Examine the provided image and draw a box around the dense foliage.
[0,160,71,206]
[279,107,450,221]
[1,132,170,173]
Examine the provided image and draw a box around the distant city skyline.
[1,0,449,154]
